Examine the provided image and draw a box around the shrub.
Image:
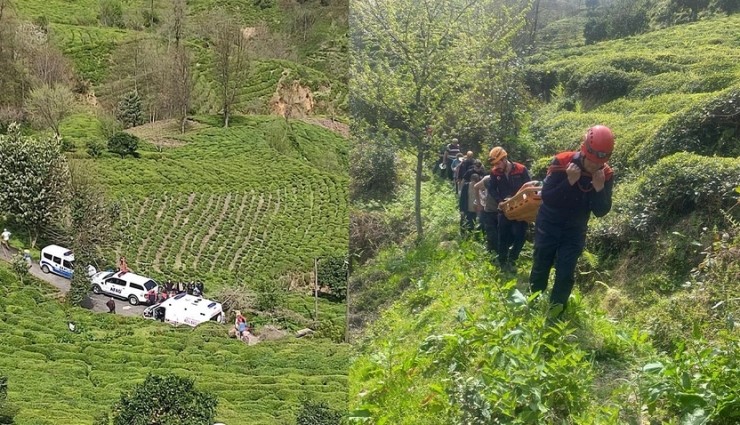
[97,114,123,140]
[252,279,287,314]
[638,87,740,163]
[86,140,105,158]
[576,67,638,109]
[60,138,76,152]
[349,139,397,202]
[110,374,218,425]
[609,153,740,237]
[98,0,124,28]
[107,132,139,158]
[296,399,343,425]
[317,255,347,301]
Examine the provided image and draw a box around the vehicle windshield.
[144,280,157,291]
[100,271,115,280]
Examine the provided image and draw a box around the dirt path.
[0,247,145,318]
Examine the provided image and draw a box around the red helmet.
[581,125,614,164]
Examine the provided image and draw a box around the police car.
[39,245,75,279]
[90,271,159,305]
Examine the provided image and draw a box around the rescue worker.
[442,138,461,181]
[488,147,531,273]
[458,174,481,235]
[106,297,116,314]
[529,125,615,315]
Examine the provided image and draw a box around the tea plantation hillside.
[62,114,349,291]
[349,12,739,425]
[0,264,350,425]
[11,0,347,115]
[525,14,740,173]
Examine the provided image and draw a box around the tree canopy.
[0,123,71,247]
[110,374,218,425]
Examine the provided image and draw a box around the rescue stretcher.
[501,184,542,223]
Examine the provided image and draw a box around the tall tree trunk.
[414,140,424,242]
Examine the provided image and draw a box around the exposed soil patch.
[300,117,349,138]
[126,119,207,148]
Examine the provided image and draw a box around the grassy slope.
[351,14,740,424]
[349,185,652,423]
[0,264,349,425]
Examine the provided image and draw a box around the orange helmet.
[489,147,507,164]
[581,125,614,164]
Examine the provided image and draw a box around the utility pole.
[314,258,319,322]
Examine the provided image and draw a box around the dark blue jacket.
[487,162,531,205]
[538,151,614,229]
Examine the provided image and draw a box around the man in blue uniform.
[529,125,615,314]
[487,147,531,273]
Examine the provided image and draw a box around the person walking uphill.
[459,174,481,236]
[488,147,531,273]
[442,138,461,181]
[529,125,615,315]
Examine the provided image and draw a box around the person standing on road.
[529,125,615,316]
[107,297,116,314]
[1,228,11,255]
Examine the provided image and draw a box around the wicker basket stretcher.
[501,186,542,223]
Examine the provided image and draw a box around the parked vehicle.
[91,271,158,305]
[39,245,74,279]
[143,293,225,327]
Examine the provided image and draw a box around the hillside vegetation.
[67,115,349,291]
[349,11,739,425]
[0,264,349,425]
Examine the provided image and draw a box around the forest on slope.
[349,0,739,423]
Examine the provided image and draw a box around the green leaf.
[349,409,373,418]
[681,407,707,425]
[642,362,664,373]
[677,393,707,408]
[509,289,527,306]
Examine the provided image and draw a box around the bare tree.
[169,45,192,133]
[27,44,74,87]
[26,84,75,137]
[170,0,185,48]
[207,10,250,128]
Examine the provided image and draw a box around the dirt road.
[0,247,145,318]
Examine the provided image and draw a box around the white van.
[39,245,75,279]
[143,293,225,327]
[90,270,159,305]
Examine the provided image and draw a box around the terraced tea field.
[86,116,348,290]
[0,265,349,425]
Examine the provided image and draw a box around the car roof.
[167,293,222,312]
[112,271,157,286]
[41,245,74,258]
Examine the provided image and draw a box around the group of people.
[441,125,616,315]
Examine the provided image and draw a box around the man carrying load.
[529,125,615,316]
[487,147,531,273]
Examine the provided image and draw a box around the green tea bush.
[296,399,343,425]
[576,67,640,109]
[638,87,740,163]
[107,132,139,158]
[86,140,105,158]
[593,153,740,242]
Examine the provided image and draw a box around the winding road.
[1,247,146,317]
